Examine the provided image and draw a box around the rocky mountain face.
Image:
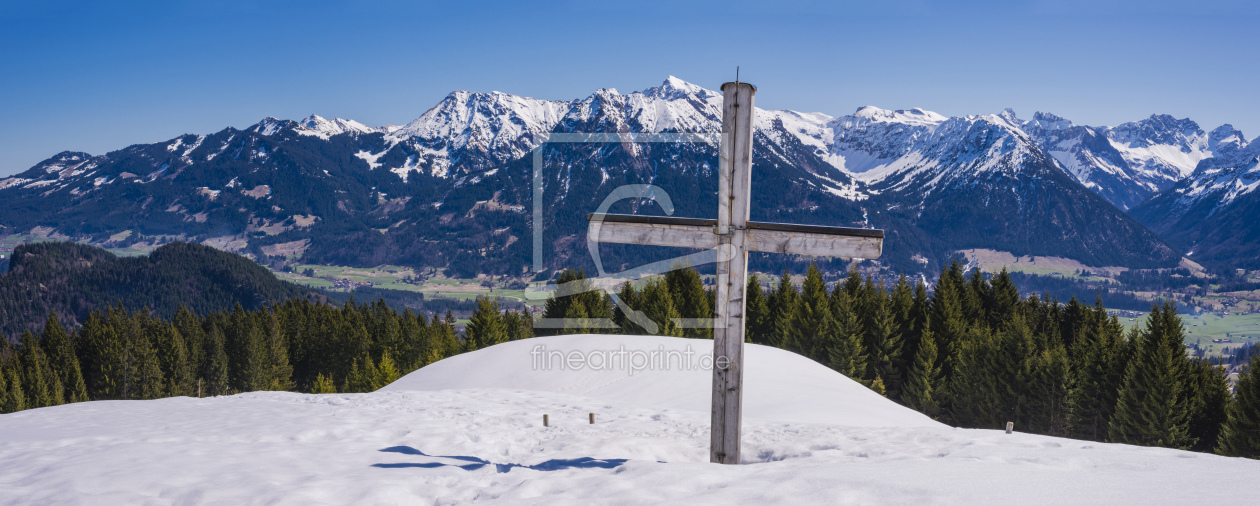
[0,77,1207,276]
[1130,135,1260,269]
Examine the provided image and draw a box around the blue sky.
[2,0,1257,176]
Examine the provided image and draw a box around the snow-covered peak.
[1027,111,1073,131]
[390,90,571,144]
[296,114,382,138]
[252,117,288,136]
[640,76,720,101]
[849,106,947,126]
[1107,114,1205,148]
[1208,124,1247,154]
[998,108,1021,124]
[1105,114,1212,181]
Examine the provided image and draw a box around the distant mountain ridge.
[3,76,1236,274]
[1130,136,1260,269]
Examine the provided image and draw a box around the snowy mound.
[4,335,1260,504]
[384,334,940,428]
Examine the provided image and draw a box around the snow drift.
[384,334,941,428]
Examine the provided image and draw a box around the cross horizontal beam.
[587,213,884,259]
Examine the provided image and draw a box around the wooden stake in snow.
[586,81,885,465]
[1006,422,1014,434]
[589,413,595,424]
[544,414,549,427]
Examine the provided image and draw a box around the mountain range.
[1,76,1253,275]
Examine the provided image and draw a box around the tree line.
[0,297,533,412]
[2,262,1257,459]
[536,263,1260,459]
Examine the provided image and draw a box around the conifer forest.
[2,263,1257,459]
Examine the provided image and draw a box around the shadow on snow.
[373,446,629,473]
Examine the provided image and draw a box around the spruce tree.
[1217,353,1260,458]
[825,290,868,381]
[901,328,942,418]
[745,274,770,344]
[202,324,230,396]
[148,319,191,397]
[640,278,682,337]
[1067,306,1128,441]
[266,313,295,391]
[505,311,535,342]
[1108,303,1193,449]
[2,366,24,413]
[769,271,799,351]
[237,324,270,392]
[612,282,644,334]
[173,306,206,380]
[18,331,54,408]
[40,313,89,403]
[1025,345,1071,436]
[864,286,904,400]
[0,364,11,414]
[1185,358,1231,453]
[929,263,967,381]
[666,265,712,339]
[129,314,165,400]
[311,373,337,394]
[376,352,401,387]
[986,269,1020,330]
[795,265,832,359]
[465,296,508,350]
[947,326,1001,428]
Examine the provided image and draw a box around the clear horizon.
[2,0,1257,176]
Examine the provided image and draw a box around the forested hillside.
[2,263,1257,458]
[0,241,313,337]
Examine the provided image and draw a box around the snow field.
[1,334,1258,505]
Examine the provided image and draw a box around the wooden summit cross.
[587,81,885,465]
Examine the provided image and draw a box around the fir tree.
[376,352,401,387]
[901,328,942,418]
[666,264,712,339]
[745,274,770,344]
[39,313,88,403]
[769,271,799,351]
[0,364,11,414]
[202,324,230,396]
[795,265,832,359]
[1217,353,1260,458]
[265,313,294,391]
[640,278,682,337]
[173,306,206,381]
[947,326,1001,428]
[1108,303,1193,449]
[2,366,24,413]
[505,310,535,342]
[929,262,967,382]
[864,284,904,400]
[1067,304,1128,441]
[825,289,868,381]
[1185,358,1231,453]
[18,331,56,408]
[311,373,337,394]
[465,296,508,351]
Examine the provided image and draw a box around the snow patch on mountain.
[355,150,386,170]
[296,114,383,139]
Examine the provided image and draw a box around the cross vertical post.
[581,81,884,466]
[711,81,755,465]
